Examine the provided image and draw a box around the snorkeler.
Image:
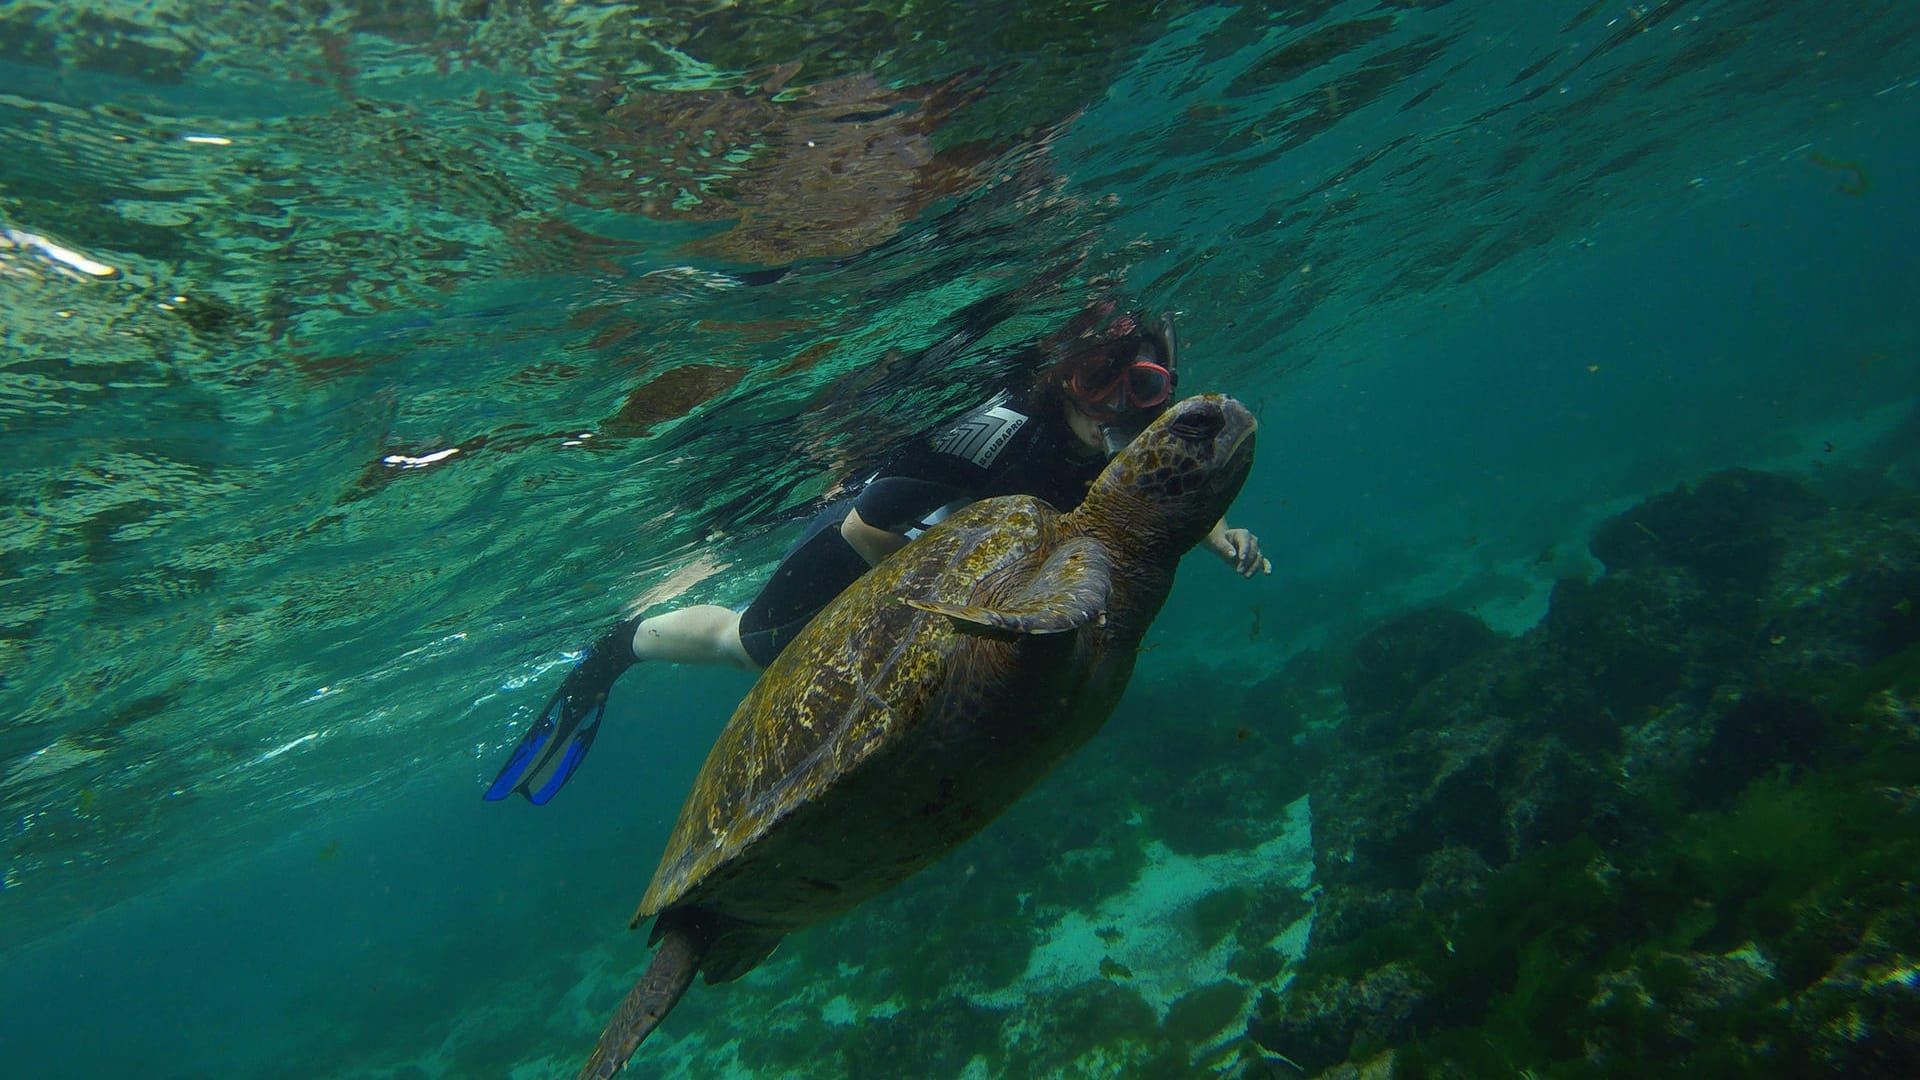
[485,306,1270,804]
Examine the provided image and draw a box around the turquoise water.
[3,1,1918,1077]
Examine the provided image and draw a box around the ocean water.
[2,1,1918,1077]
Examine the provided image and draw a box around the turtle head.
[1085,394,1256,551]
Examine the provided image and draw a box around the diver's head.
[1053,309,1180,457]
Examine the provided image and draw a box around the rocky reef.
[1249,467,1920,1077]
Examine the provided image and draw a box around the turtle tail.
[577,913,708,1079]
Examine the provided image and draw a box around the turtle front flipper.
[578,911,708,1079]
[906,535,1112,640]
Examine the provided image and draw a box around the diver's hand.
[1211,526,1271,578]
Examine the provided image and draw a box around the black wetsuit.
[736,387,1106,666]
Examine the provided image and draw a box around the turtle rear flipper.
[906,536,1112,639]
[581,910,782,1077]
[579,913,705,1080]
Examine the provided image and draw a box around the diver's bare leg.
[630,605,756,670]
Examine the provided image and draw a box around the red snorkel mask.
[1067,353,1174,414]
[1061,311,1181,457]
[1064,311,1179,415]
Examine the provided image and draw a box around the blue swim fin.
[482,686,606,804]
[485,620,637,805]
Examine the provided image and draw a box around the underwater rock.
[1788,907,1920,1073]
[1306,739,1622,958]
[1241,671,1314,747]
[834,994,1008,1080]
[1236,886,1317,954]
[1615,699,1714,804]
[1164,982,1253,1044]
[1309,710,1510,945]
[1230,943,1291,984]
[1247,960,1431,1075]
[1690,691,1826,806]
[1184,885,1257,953]
[1588,467,1824,584]
[1315,1050,1399,1080]
[890,871,1050,998]
[1759,496,1920,687]
[1268,467,1920,1074]
[1412,843,1491,914]
[1542,567,1745,715]
[1001,978,1161,1076]
[1340,606,1503,718]
[1247,644,1346,740]
[1313,643,1628,919]
[1501,734,1626,853]
[1581,948,1781,1071]
[1154,761,1297,856]
[1308,881,1419,957]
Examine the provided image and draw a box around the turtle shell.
[577,396,1256,1079]
[632,394,1255,947]
[634,493,1117,930]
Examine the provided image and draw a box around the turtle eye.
[1168,403,1224,442]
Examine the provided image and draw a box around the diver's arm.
[841,389,1029,566]
[846,439,986,568]
[1204,518,1271,578]
[841,506,912,566]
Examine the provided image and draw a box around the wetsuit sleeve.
[852,391,1032,532]
[852,459,977,533]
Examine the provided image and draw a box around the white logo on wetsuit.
[931,390,1029,469]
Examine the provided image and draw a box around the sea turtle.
[579,394,1258,1078]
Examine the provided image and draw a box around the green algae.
[1271,585,1920,1076]
[832,995,1007,1080]
[1165,982,1252,1043]
[1261,475,1920,1075]
[1186,884,1257,953]
[1310,747,1920,1076]
[1000,980,1159,1080]
[1236,886,1316,953]
[1229,943,1289,983]
[1834,638,1920,718]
